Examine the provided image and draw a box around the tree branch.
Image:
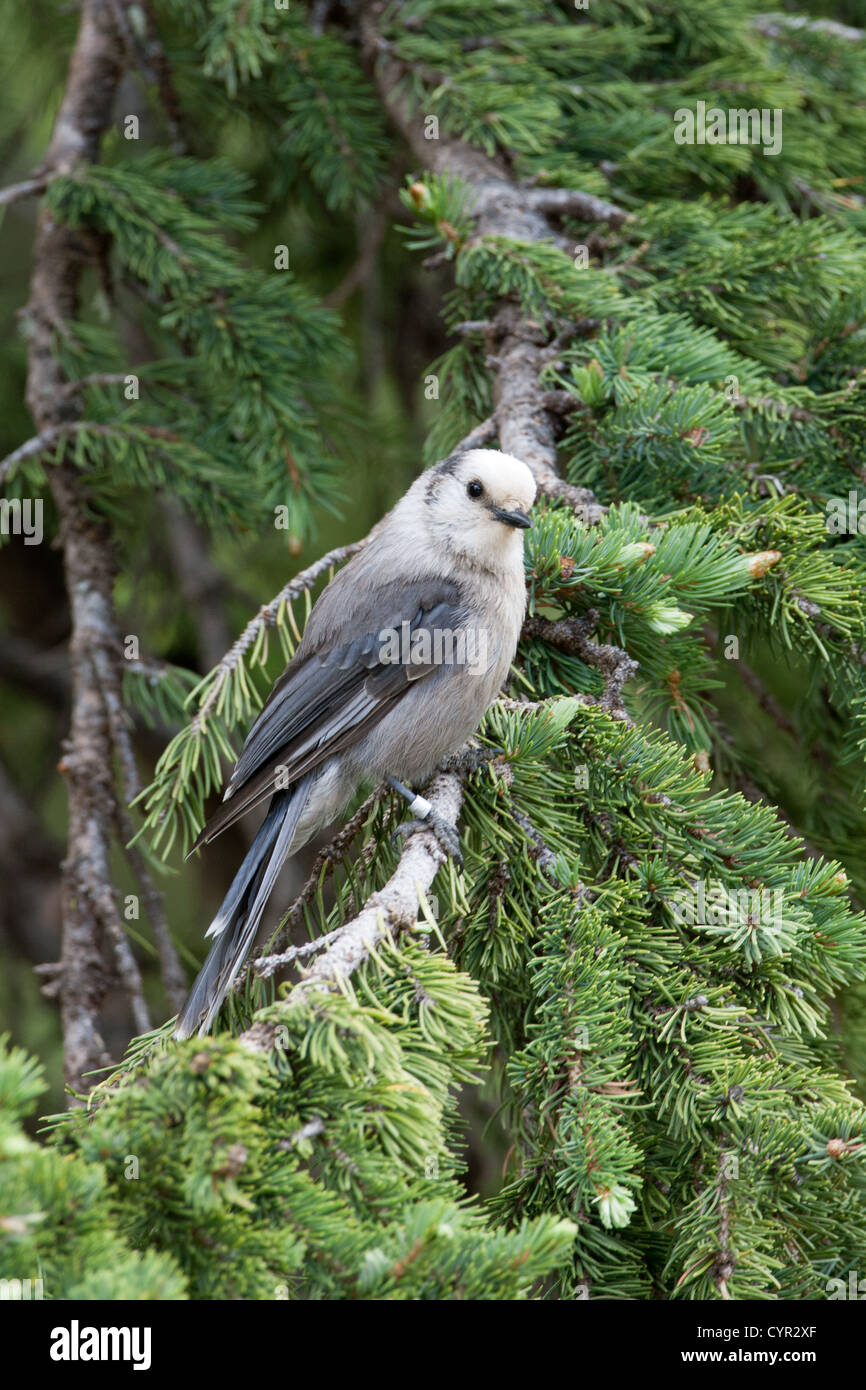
[241,770,464,1053]
[0,175,51,207]
[106,0,188,151]
[0,421,133,485]
[523,186,631,227]
[160,499,235,674]
[754,13,863,42]
[523,610,638,719]
[21,0,155,1092]
[323,204,388,308]
[358,0,620,526]
[252,782,389,970]
[188,538,368,739]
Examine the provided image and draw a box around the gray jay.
[175,448,536,1039]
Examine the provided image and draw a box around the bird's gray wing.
[190,577,467,850]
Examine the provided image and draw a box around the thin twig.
[256,783,387,962]
[241,770,464,1052]
[0,425,70,482]
[55,371,133,397]
[189,539,368,734]
[754,13,863,42]
[0,175,51,207]
[107,0,188,151]
[510,808,561,882]
[0,420,131,485]
[323,204,388,308]
[115,805,187,1011]
[253,926,347,981]
[161,499,234,673]
[523,611,638,719]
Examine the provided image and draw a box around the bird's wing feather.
[190,579,466,851]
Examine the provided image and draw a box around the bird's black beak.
[491,505,532,530]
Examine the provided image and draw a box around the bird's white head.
[420,448,537,571]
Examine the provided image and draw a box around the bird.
[174,447,536,1039]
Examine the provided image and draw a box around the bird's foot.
[391,809,463,866]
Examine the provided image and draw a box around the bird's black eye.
[467,480,483,499]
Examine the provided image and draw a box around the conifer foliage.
[2,0,866,1301]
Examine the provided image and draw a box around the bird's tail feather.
[175,774,314,1040]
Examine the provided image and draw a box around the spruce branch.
[0,425,79,484]
[523,611,638,720]
[253,928,348,982]
[188,539,367,736]
[241,770,464,1053]
[358,0,621,526]
[240,727,572,1038]
[0,419,214,487]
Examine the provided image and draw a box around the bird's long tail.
[175,774,314,1040]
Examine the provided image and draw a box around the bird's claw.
[391,811,463,866]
